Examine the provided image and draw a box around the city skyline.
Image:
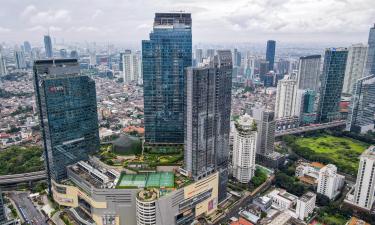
[0,0,374,45]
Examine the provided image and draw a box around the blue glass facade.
[33,59,100,183]
[142,13,192,144]
[266,40,276,71]
[44,35,53,58]
[317,48,348,122]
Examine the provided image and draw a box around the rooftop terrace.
[117,172,175,189]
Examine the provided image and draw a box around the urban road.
[9,192,48,225]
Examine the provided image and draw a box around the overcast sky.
[0,0,374,46]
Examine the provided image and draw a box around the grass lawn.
[293,134,369,175]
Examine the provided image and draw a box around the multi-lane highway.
[9,192,48,225]
[0,171,46,185]
[275,120,346,137]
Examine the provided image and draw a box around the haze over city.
[0,0,374,45]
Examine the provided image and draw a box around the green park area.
[284,133,370,176]
[0,145,44,175]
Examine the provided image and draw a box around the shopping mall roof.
[117,172,174,189]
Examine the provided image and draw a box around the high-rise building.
[0,189,5,223]
[70,50,78,59]
[59,49,67,58]
[259,59,269,81]
[14,50,26,69]
[346,75,375,133]
[295,192,316,221]
[232,114,257,184]
[297,55,321,92]
[122,50,141,84]
[317,164,345,200]
[33,59,100,184]
[142,12,192,144]
[44,35,53,58]
[195,48,203,66]
[0,53,6,76]
[317,48,348,123]
[275,75,299,119]
[206,49,215,59]
[296,89,317,125]
[252,106,275,156]
[23,41,32,54]
[365,24,375,76]
[277,59,290,75]
[89,52,97,66]
[352,146,375,210]
[266,40,276,71]
[184,50,232,202]
[343,44,368,94]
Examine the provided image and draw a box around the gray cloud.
[0,0,373,45]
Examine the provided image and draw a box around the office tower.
[252,106,275,156]
[14,50,26,69]
[90,52,97,66]
[346,75,375,133]
[352,146,375,210]
[317,164,345,199]
[31,48,42,60]
[266,40,276,71]
[70,50,78,59]
[259,59,269,81]
[264,71,275,87]
[0,189,5,223]
[23,41,32,54]
[297,55,321,92]
[122,50,141,84]
[317,48,348,123]
[33,59,100,184]
[296,192,316,221]
[233,48,241,67]
[44,35,53,58]
[297,89,317,125]
[0,54,6,76]
[59,49,67,58]
[232,114,257,184]
[343,44,368,94]
[275,75,299,119]
[184,50,232,202]
[142,12,192,145]
[277,59,290,75]
[244,55,255,80]
[195,48,203,65]
[206,49,215,59]
[365,24,375,76]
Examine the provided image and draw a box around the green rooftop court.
[117,172,174,189]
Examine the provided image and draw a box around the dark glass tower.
[317,48,348,123]
[33,59,100,184]
[142,13,192,144]
[266,40,276,71]
[44,35,53,58]
[365,24,375,76]
[184,50,232,202]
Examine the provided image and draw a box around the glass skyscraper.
[184,50,233,202]
[44,35,53,58]
[142,13,192,144]
[346,75,375,133]
[33,59,100,184]
[266,40,276,71]
[317,48,348,123]
[365,24,375,76]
